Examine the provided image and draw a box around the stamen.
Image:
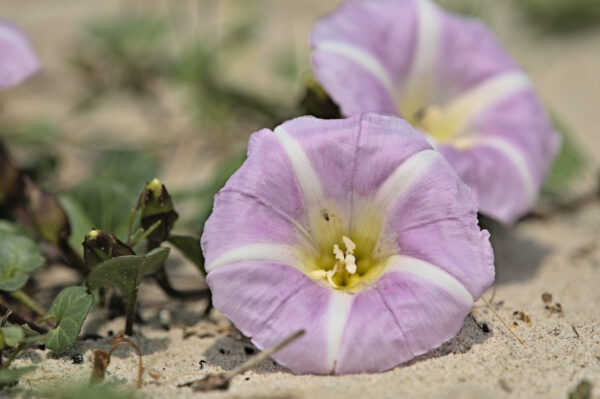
[333,244,345,262]
[342,236,356,254]
[345,254,356,274]
[326,264,339,288]
[310,236,359,288]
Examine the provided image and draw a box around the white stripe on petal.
[466,136,537,205]
[206,243,298,272]
[315,40,394,93]
[372,149,440,215]
[274,126,326,207]
[399,0,440,114]
[385,254,474,303]
[434,71,531,136]
[352,149,440,253]
[326,291,353,372]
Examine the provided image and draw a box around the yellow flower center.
[301,205,391,293]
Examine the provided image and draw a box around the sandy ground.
[2,1,600,398]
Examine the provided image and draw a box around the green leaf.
[65,178,135,240]
[542,114,585,198]
[516,0,600,31]
[59,196,96,256]
[40,286,94,353]
[0,327,24,348]
[0,220,31,238]
[0,366,36,386]
[95,151,158,193]
[86,247,170,294]
[0,230,44,292]
[168,234,205,275]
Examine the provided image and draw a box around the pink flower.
[202,113,494,374]
[311,0,560,224]
[0,21,40,89]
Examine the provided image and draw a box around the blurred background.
[1,0,599,238]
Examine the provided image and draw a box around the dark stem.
[58,239,90,275]
[124,287,138,336]
[0,303,49,334]
[148,240,210,301]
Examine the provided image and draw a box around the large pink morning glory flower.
[202,113,494,374]
[311,0,561,224]
[0,21,40,89]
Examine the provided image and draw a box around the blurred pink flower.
[0,21,39,89]
[202,113,494,374]
[311,0,560,224]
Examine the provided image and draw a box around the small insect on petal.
[202,113,494,374]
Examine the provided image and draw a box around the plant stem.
[0,303,48,334]
[9,290,46,317]
[154,269,211,300]
[148,240,211,301]
[3,347,22,369]
[124,287,138,337]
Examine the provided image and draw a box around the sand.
[2,1,600,398]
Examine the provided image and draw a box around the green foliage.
[0,325,43,349]
[516,0,600,31]
[95,151,158,193]
[0,327,24,349]
[569,379,593,399]
[51,383,137,399]
[0,230,44,292]
[63,179,134,244]
[40,286,94,353]
[0,366,36,387]
[434,0,486,18]
[59,196,96,255]
[86,247,170,294]
[192,152,246,228]
[1,119,57,147]
[0,220,31,238]
[168,235,205,275]
[87,15,167,61]
[542,115,585,198]
[274,49,299,84]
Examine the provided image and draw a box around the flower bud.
[83,229,135,268]
[299,76,340,120]
[23,177,70,245]
[137,178,178,243]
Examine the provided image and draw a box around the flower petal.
[311,0,559,224]
[311,0,419,115]
[378,150,494,298]
[335,287,413,374]
[202,129,312,267]
[375,259,474,356]
[435,12,517,104]
[440,89,561,223]
[206,261,311,339]
[0,21,39,89]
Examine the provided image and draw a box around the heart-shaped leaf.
[86,246,170,294]
[168,234,205,276]
[40,286,94,353]
[0,230,44,292]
